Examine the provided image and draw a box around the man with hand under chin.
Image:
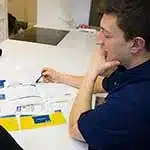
[42,0,150,149]
[68,0,150,149]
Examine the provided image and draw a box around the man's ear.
[129,37,145,54]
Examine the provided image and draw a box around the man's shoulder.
[106,79,150,112]
[114,79,150,96]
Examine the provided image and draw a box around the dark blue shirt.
[78,60,150,150]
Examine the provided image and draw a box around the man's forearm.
[69,75,95,130]
[68,47,120,141]
[58,73,83,89]
[58,73,105,93]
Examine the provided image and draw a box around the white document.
[1,82,77,101]
[36,83,77,99]
[0,82,77,115]
[4,85,40,101]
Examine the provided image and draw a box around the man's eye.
[104,35,111,38]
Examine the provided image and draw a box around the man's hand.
[87,48,120,81]
[41,68,60,83]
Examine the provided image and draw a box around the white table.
[0,30,97,150]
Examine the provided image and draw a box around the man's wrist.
[55,72,61,83]
[86,72,98,83]
[83,74,97,88]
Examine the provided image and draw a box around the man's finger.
[42,71,50,76]
[105,61,120,69]
[42,67,49,72]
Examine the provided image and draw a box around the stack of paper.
[0,82,77,131]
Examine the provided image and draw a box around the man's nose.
[96,31,105,45]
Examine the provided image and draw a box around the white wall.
[0,0,8,42]
[37,0,91,29]
[72,0,91,26]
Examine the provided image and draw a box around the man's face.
[96,14,131,66]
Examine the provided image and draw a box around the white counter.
[0,29,97,150]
